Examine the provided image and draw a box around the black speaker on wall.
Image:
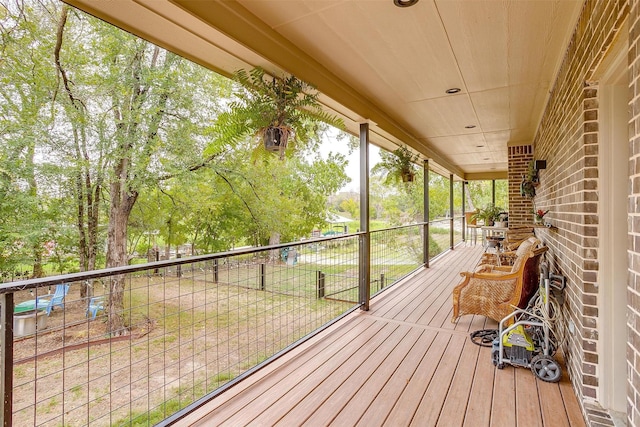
[534,160,547,170]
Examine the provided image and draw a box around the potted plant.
[472,204,502,226]
[519,161,541,198]
[495,212,509,228]
[534,208,549,225]
[520,175,536,198]
[372,145,421,184]
[208,67,343,160]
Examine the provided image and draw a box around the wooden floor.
[177,245,585,427]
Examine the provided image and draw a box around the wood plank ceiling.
[63,0,583,179]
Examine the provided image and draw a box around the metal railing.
[429,216,464,258]
[369,224,425,296]
[0,222,460,426]
[453,215,464,246]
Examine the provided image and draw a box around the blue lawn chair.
[35,284,70,315]
[85,296,105,319]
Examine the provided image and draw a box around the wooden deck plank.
[409,251,477,307]
[275,324,410,426]
[463,346,495,427]
[538,379,571,427]
[418,288,459,328]
[559,375,586,427]
[435,337,481,426]
[490,366,516,427]
[329,329,438,426]
[371,266,451,321]
[407,334,467,426]
[294,327,425,426]
[452,303,492,332]
[468,313,492,332]
[405,271,460,325]
[372,247,478,322]
[412,248,482,328]
[451,311,476,332]
[370,265,443,312]
[174,245,586,427]
[192,316,383,426]
[242,321,399,426]
[372,247,480,327]
[356,332,453,427]
[515,365,543,427]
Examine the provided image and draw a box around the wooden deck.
[177,245,585,427]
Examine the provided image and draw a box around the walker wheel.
[531,355,561,382]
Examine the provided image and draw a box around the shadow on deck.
[176,244,585,426]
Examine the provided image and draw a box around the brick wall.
[507,145,534,226]
[529,0,628,423]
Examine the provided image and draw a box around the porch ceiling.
[63,0,583,180]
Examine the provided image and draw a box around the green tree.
[466,180,508,212]
[210,148,349,249]
[1,1,352,336]
[339,198,359,220]
[51,5,230,333]
[0,0,60,278]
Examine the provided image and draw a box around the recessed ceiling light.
[465,125,476,129]
[394,0,419,7]
[445,88,461,94]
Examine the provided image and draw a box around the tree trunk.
[84,181,100,298]
[105,46,171,334]
[465,182,475,212]
[56,6,102,298]
[105,168,137,335]
[32,251,44,278]
[268,232,280,262]
[165,218,172,259]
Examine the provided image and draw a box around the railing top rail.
[370,222,427,233]
[0,232,364,293]
[430,217,452,223]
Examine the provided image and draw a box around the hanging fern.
[372,145,421,185]
[206,67,343,160]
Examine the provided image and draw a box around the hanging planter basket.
[262,125,292,160]
[263,126,289,152]
[401,170,415,182]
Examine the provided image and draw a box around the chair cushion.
[510,237,538,273]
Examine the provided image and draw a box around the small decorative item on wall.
[520,160,546,198]
[520,176,536,198]
[534,208,549,225]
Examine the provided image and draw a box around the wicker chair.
[479,226,536,266]
[451,238,547,323]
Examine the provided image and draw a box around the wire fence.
[370,225,425,295]
[0,222,462,426]
[4,236,361,426]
